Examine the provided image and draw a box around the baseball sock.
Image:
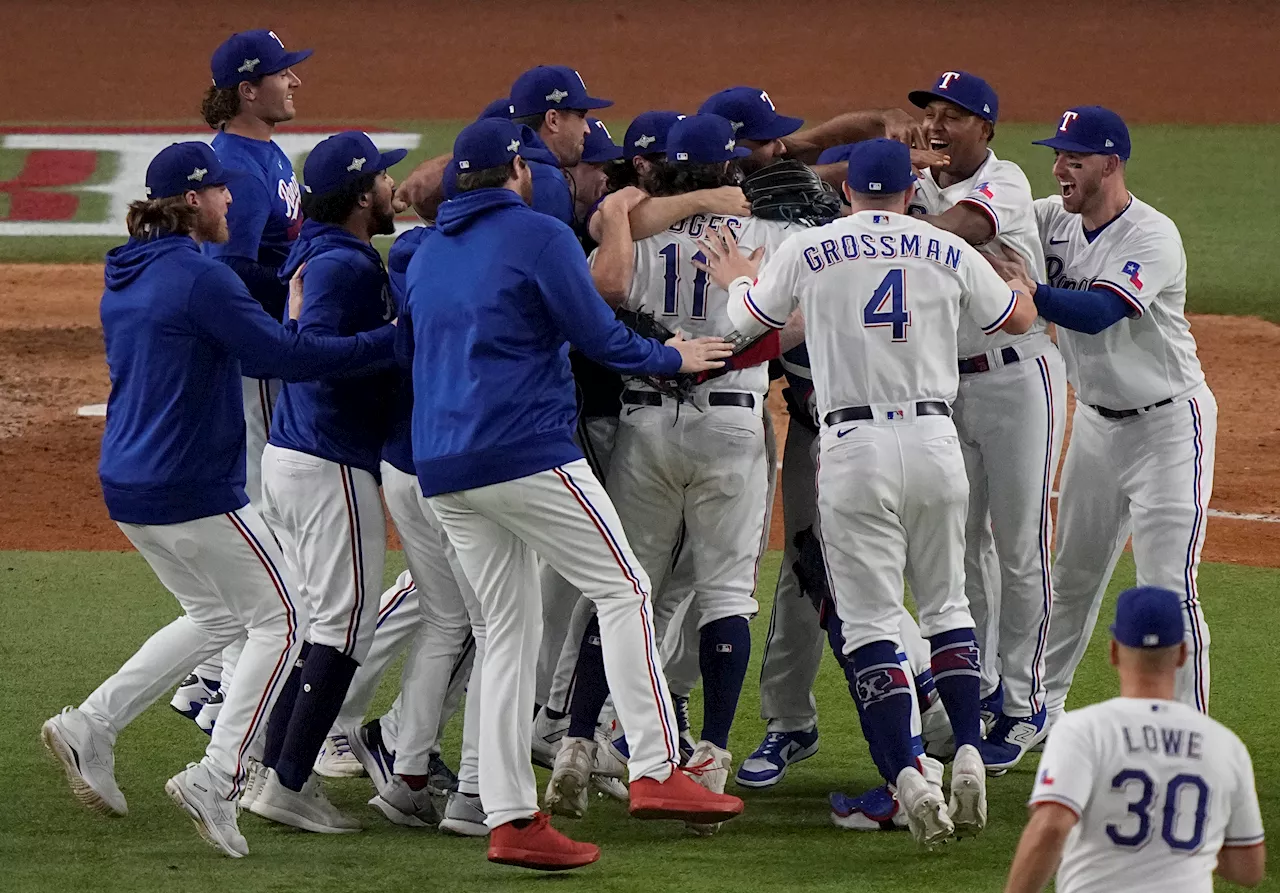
[566,617,609,740]
[274,644,360,791]
[262,640,311,770]
[928,628,983,750]
[850,640,916,780]
[698,616,750,749]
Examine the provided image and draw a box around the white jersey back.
[1036,195,1204,409]
[626,213,799,395]
[911,149,1047,357]
[1031,697,1264,893]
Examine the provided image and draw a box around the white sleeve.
[958,240,1018,334]
[1224,738,1266,847]
[726,233,803,337]
[1028,713,1094,817]
[1033,197,1061,243]
[1092,228,1183,320]
[624,240,651,311]
[956,165,1031,238]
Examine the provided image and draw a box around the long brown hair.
[201,85,242,130]
[125,195,198,239]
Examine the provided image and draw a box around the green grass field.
[2,550,1275,892]
[1,122,1276,322]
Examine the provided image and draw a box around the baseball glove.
[743,160,843,226]
[615,307,697,400]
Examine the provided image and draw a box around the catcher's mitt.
[743,160,843,226]
[615,307,697,400]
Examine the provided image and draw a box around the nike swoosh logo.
[624,406,641,416]
[1049,238,1069,245]
[837,427,858,438]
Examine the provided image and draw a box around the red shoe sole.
[628,799,744,824]
[487,846,600,871]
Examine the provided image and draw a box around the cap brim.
[262,48,313,76]
[909,90,993,121]
[1032,135,1107,154]
[581,96,614,110]
[730,146,752,159]
[741,114,804,142]
[375,148,410,172]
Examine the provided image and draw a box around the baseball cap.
[909,71,999,123]
[622,111,685,157]
[145,142,230,199]
[816,143,856,165]
[210,29,313,90]
[452,118,540,173]
[582,119,623,164]
[1111,586,1185,648]
[845,138,914,195]
[509,65,613,117]
[698,87,803,142]
[667,115,750,164]
[302,131,408,197]
[1033,106,1131,159]
[478,97,513,121]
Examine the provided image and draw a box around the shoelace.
[329,735,352,757]
[755,732,788,757]
[681,757,717,778]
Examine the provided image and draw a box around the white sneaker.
[593,724,628,779]
[368,776,441,828]
[165,762,249,858]
[169,674,219,720]
[347,720,396,797]
[238,758,268,810]
[314,733,365,778]
[684,740,732,836]
[531,709,570,770]
[543,736,594,818]
[249,769,361,833]
[195,690,224,735]
[439,790,487,837]
[949,744,988,837]
[895,764,954,848]
[42,707,127,816]
[591,774,629,802]
[920,698,956,761]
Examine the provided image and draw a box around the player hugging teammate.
[40,38,1263,883]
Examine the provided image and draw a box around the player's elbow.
[1217,844,1267,887]
[999,296,1037,335]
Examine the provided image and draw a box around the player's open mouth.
[1059,181,1075,197]
[929,139,949,152]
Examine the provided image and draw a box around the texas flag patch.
[975,181,994,199]
[1038,767,1055,786]
[1121,260,1144,290]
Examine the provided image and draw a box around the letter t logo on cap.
[939,71,961,90]
[1058,110,1080,132]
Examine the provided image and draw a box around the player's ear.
[841,181,852,204]
[1108,639,1119,667]
[183,189,200,209]
[1175,641,1188,668]
[902,182,917,210]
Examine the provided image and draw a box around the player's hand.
[665,331,734,373]
[910,147,950,172]
[699,185,751,218]
[288,262,306,321]
[394,155,450,221]
[694,226,764,289]
[881,108,927,149]
[986,243,1032,283]
[601,185,649,217]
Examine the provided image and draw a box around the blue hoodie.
[400,188,681,497]
[268,220,400,476]
[380,225,431,476]
[99,232,396,525]
[522,131,575,226]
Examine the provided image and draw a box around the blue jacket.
[400,189,681,497]
[99,233,396,525]
[268,220,400,476]
[522,132,575,226]
[380,225,432,476]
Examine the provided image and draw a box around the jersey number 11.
[659,243,709,320]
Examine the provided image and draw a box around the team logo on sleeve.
[1121,260,1144,290]
[1038,768,1055,786]
[975,181,994,199]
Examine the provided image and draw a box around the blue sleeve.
[394,300,414,370]
[219,255,287,319]
[294,256,351,337]
[208,172,270,260]
[1032,283,1132,335]
[186,264,396,382]
[531,164,575,225]
[533,227,681,375]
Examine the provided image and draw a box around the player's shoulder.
[1120,195,1184,245]
[982,152,1034,190]
[1034,194,1069,221]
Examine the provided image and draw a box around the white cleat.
[543,736,594,819]
[169,674,219,720]
[439,790,488,837]
[41,707,127,816]
[249,769,361,833]
[531,708,570,770]
[368,776,441,828]
[684,740,732,836]
[593,724,628,780]
[238,758,268,810]
[591,774,629,802]
[949,744,988,838]
[314,733,365,778]
[895,764,954,849]
[165,762,249,858]
[194,690,224,735]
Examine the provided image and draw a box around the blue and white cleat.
[829,785,906,831]
[170,674,220,720]
[672,695,697,764]
[979,682,1004,736]
[348,718,397,797]
[979,708,1047,775]
[734,727,819,788]
[194,689,224,735]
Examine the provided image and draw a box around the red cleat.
[628,766,745,824]
[487,812,600,871]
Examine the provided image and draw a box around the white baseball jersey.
[1030,697,1264,893]
[911,149,1048,357]
[625,212,799,395]
[1036,195,1204,409]
[726,210,1018,418]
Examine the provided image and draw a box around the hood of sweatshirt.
[103,232,200,290]
[279,218,384,281]
[435,188,527,236]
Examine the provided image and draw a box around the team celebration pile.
[37,27,1266,891]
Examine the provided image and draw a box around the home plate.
[77,403,107,417]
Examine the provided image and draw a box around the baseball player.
[41,141,393,857]
[904,71,1066,772]
[699,138,1038,846]
[399,118,743,870]
[1006,586,1265,893]
[990,107,1216,722]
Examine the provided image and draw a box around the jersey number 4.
[1107,769,1210,851]
[659,243,708,320]
[863,269,910,341]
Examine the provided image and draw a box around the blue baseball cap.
[845,138,915,195]
[302,131,408,197]
[667,115,750,164]
[452,118,538,173]
[145,142,230,199]
[509,65,613,117]
[1033,106,1131,159]
[698,87,802,142]
[478,98,512,121]
[582,119,624,164]
[210,29,312,90]
[622,111,685,157]
[1111,586,1184,649]
[817,143,856,165]
[909,70,999,123]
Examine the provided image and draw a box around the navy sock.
[698,616,750,749]
[274,644,359,791]
[262,640,311,770]
[567,617,609,740]
[929,628,983,750]
[851,640,916,781]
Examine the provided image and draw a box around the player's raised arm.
[697,225,800,341]
[958,239,1037,335]
[588,186,648,307]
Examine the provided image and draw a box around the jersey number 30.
[659,243,708,320]
[863,269,910,341]
[1107,769,1209,851]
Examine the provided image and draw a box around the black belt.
[1090,398,1174,421]
[621,390,755,409]
[824,400,951,426]
[958,346,1020,375]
